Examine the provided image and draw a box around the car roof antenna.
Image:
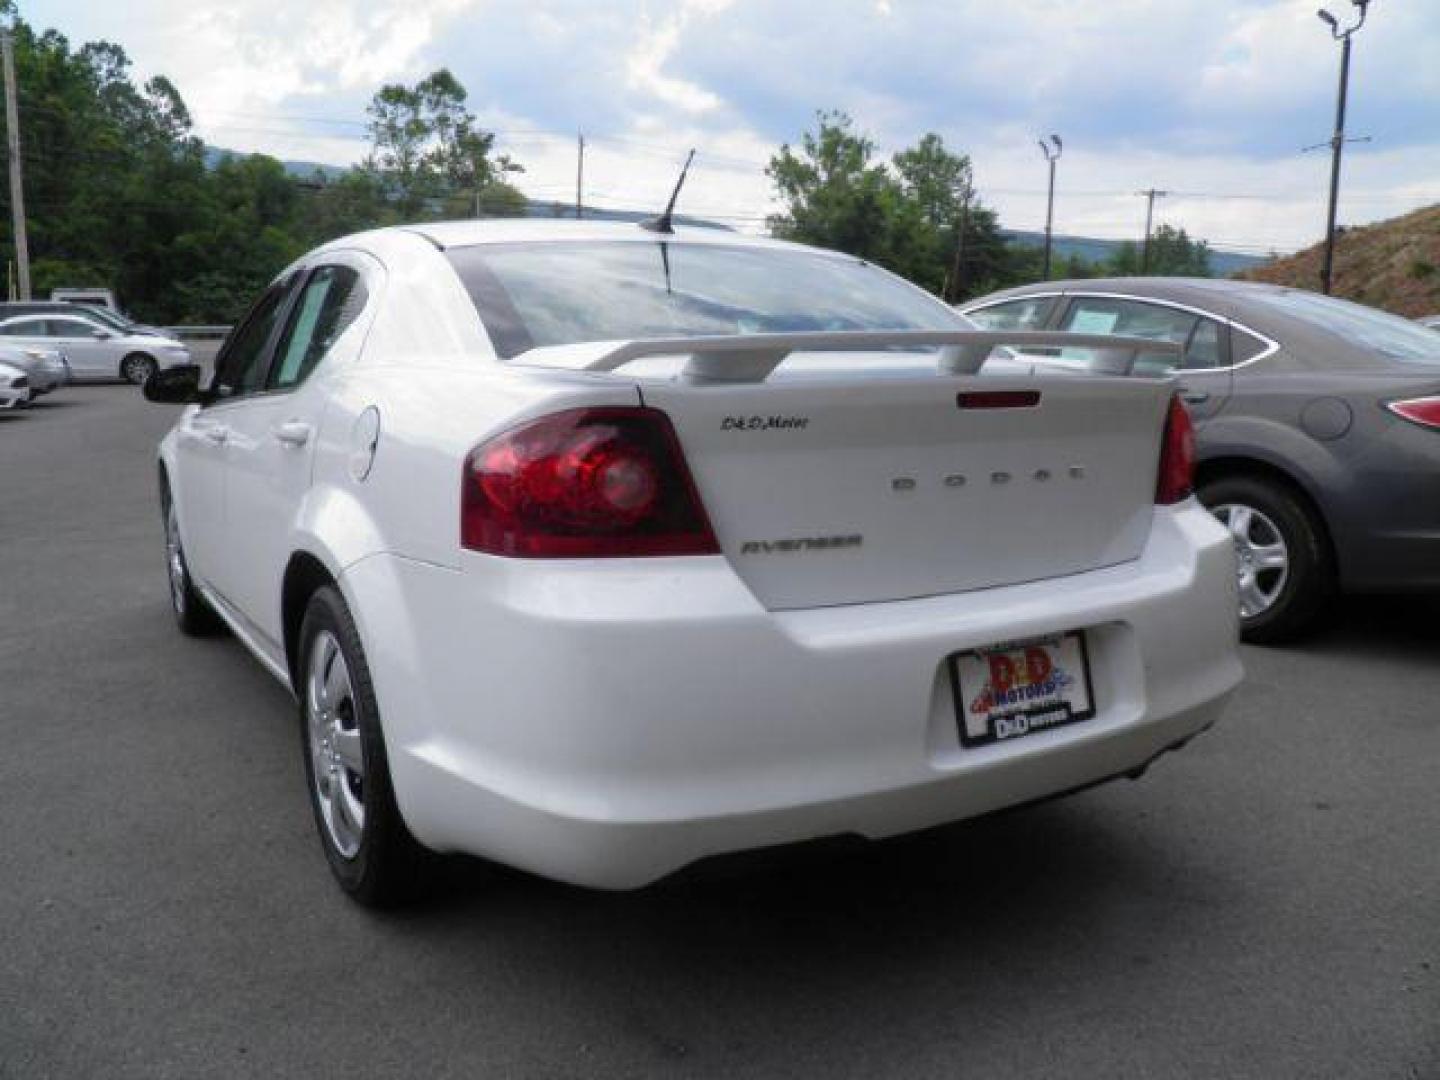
[640,149,696,234]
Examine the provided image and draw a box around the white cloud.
[22,0,1440,251]
[625,1,732,114]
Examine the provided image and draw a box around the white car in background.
[0,312,190,384]
[0,343,69,396]
[0,359,30,409]
[145,221,1242,906]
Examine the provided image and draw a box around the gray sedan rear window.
[446,241,963,359]
[1251,290,1440,366]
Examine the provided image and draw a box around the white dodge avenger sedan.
[145,220,1242,905]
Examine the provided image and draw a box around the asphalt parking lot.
[1,386,1436,1080]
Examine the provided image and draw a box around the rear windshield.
[446,240,964,359]
[1249,290,1440,366]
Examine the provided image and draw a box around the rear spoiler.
[510,330,1179,383]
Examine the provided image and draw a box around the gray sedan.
[0,312,191,384]
[962,278,1440,643]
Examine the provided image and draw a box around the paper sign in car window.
[1068,309,1120,335]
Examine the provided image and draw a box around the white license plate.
[950,632,1096,748]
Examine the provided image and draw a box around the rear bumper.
[343,501,1242,889]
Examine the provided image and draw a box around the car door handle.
[199,424,229,445]
[273,420,313,447]
[1179,389,1210,404]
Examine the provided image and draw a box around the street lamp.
[1316,0,1370,295]
[1038,134,1062,280]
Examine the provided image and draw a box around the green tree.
[767,114,1015,303]
[365,69,523,220]
[766,111,904,265]
[1108,224,1212,277]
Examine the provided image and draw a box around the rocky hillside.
[1237,203,1440,318]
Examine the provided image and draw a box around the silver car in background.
[0,311,191,384]
[0,343,70,395]
[0,360,30,409]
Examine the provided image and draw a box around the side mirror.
[143,363,203,404]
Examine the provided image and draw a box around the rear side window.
[1057,296,1226,375]
[268,266,367,390]
[1182,318,1224,370]
[965,296,1056,331]
[1232,328,1272,364]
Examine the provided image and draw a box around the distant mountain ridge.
[1236,204,1440,318]
[1002,229,1268,276]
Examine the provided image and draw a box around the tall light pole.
[1038,134,1062,280]
[1316,1,1370,295]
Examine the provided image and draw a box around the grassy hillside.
[1237,204,1440,318]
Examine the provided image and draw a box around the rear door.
[45,315,115,378]
[218,257,375,649]
[1054,295,1234,423]
[641,365,1173,610]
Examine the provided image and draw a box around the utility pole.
[1315,1,1370,295]
[1138,188,1168,273]
[575,132,584,220]
[948,192,970,303]
[2,27,30,301]
[1037,134,1062,280]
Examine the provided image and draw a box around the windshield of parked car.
[76,306,132,331]
[1250,289,1440,365]
[446,240,964,359]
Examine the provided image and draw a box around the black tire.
[161,486,225,636]
[297,586,431,907]
[121,353,157,385]
[1198,474,1335,645]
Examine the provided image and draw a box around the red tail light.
[1156,394,1196,505]
[461,407,720,558]
[1386,396,1440,430]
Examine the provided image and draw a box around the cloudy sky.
[25,0,1440,254]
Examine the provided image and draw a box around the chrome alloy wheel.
[165,502,187,615]
[1213,502,1290,619]
[305,631,366,859]
[123,355,155,384]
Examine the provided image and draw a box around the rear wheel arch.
[282,552,339,689]
[1194,455,1337,569]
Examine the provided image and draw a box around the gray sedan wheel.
[1198,474,1334,644]
[1212,503,1289,620]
